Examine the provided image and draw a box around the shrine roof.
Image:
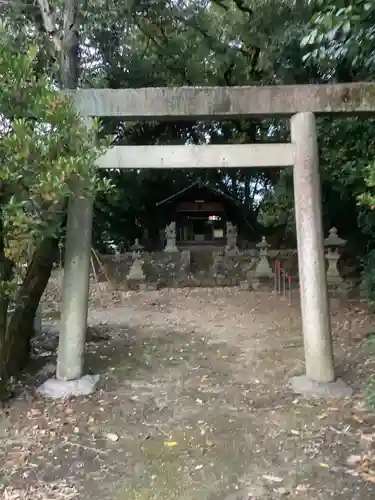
[155,180,242,209]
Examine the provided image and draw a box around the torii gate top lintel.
[71,83,375,120]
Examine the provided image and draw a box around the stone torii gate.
[38,83,375,399]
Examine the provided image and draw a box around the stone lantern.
[254,236,273,279]
[130,238,144,259]
[127,238,145,281]
[323,227,346,286]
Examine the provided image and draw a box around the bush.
[360,250,375,302]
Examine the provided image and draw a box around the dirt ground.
[1,287,375,500]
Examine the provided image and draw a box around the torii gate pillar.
[291,112,334,383]
[290,112,352,397]
[37,184,98,398]
[56,188,93,381]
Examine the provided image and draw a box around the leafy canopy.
[0,39,111,264]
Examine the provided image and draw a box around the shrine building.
[156,181,255,248]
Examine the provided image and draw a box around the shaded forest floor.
[1,288,375,499]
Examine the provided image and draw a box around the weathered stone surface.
[71,83,375,119]
[291,112,335,383]
[254,236,273,279]
[97,144,295,169]
[95,249,259,290]
[324,227,346,286]
[58,184,93,381]
[290,375,353,399]
[225,221,239,255]
[37,374,100,399]
[42,247,349,308]
[126,258,145,281]
[164,221,179,252]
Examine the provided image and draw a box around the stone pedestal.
[164,221,179,253]
[290,375,353,399]
[127,258,145,281]
[326,248,342,283]
[37,374,100,399]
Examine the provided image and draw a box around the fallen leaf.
[346,454,362,467]
[319,463,329,468]
[274,487,289,496]
[352,414,364,424]
[361,433,375,446]
[28,409,42,417]
[295,484,309,492]
[164,441,178,447]
[106,433,119,442]
[205,439,215,448]
[363,474,375,484]
[345,468,359,477]
[263,474,283,483]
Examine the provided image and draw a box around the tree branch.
[36,0,62,52]
[60,0,80,88]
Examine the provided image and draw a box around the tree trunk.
[230,170,237,198]
[60,0,79,90]
[4,237,59,377]
[0,256,13,398]
[1,0,80,384]
[244,175,250,208]
[0,182,14,396]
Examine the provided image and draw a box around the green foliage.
[365,375,375,409]
[82,0,375,254]
[0,32,113,391]
[0,40,111,271]
[257,170,295,232]
[301,0,375,78]
[360,251,375,302]
[358,162,375,209]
